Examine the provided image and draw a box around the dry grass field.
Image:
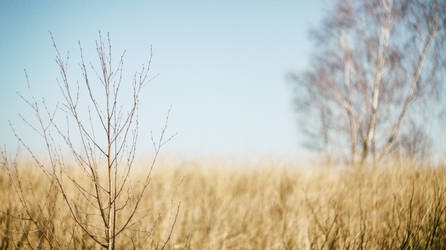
[1,157,446,249]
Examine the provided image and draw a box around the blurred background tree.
[291,0,446,166]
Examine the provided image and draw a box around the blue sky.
[0,1,325,157]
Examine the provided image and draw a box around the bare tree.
[291,0,446,166]
[6,32,177,249]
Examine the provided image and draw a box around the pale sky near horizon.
[0,1,326,157]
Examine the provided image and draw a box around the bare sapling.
[6,32,178,249]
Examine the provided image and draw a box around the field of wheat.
[1,157,445,249]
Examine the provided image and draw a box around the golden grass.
[1,158,446,249]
